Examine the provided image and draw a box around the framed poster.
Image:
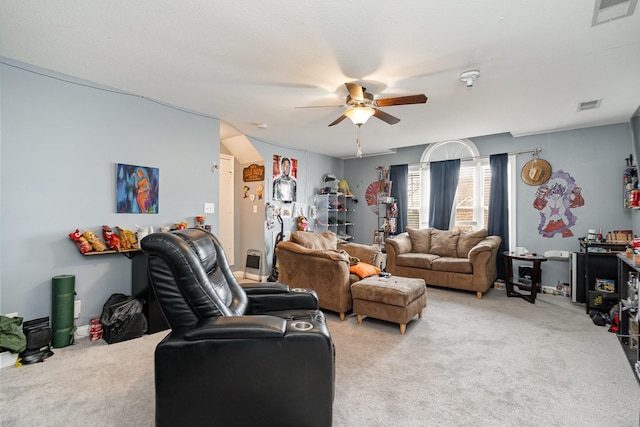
[272,155,297,202]
[295,203,307,218]
[116,163,159,213]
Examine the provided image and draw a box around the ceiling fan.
[297,82,427,157]
[312,82,427,127]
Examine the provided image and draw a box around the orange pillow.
[349,262,381,279]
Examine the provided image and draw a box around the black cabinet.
[580,239,626,314]
[616,254,640,381]
[132,253,170,334]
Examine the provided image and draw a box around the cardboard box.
[595,278,615,293]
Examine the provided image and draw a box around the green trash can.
[52,274,75,348]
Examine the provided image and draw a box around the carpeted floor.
[1,286,638,426]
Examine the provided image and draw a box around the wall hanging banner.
[243,164,265,182]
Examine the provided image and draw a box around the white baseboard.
[75,324,90,338]
[1,323,90,369]
[234,270,262,282]
[0,351,18,369]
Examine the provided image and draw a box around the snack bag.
[69,229,93,254]
[116,226,132,250]
[173,221,188,230]
[102,225,122,251]
[83,230,106,252]
[124,229,138,248]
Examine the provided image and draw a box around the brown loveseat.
[276,231,384,320]
[385,228,501,299]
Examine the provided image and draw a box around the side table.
[502,252,547,304]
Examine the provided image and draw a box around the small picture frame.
[373,230,384,245]
[295,203,307,218]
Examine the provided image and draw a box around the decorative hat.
[521,156,552,186]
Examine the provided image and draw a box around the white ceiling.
[2,1,640,159]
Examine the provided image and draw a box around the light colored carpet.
[1,287,638,426]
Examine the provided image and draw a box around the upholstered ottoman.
[351,275,427,334]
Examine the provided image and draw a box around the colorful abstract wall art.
[116,163,159,213]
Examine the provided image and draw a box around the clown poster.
[533,170,584,238]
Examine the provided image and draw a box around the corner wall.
[247,138,344,273]
[1,59,220,324]
[343,124,634,286]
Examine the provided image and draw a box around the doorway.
[219,154,234,265]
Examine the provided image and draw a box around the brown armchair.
[276,231,384,320]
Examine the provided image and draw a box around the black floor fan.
[267,215,284,282]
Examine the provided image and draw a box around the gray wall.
[1,59,221,324]
[0,58,345,324]
[343,123,636,286]
[234,157,267,279]
[223,142,344,279]
[247,139,344,274]
[3,57,638,324]
[630,112,640,233]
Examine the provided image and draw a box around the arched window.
[408,140,490,231]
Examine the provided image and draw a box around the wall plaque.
[243,164,265,182]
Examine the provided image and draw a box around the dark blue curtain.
[389,164,408,234]
[429,159,460,230]
[488,153,509,280]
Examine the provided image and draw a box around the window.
[453,161,491,231]
[407,168,421,229]
[408,140,490,232]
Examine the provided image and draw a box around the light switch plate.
[204,203,215,214]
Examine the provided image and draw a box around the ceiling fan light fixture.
[345,107,375,126]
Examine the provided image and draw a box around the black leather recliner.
[141,228,335,427]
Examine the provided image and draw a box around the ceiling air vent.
[592,0,637,25]
[578,99,602,111]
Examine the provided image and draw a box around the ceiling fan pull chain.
[356,125,363,158]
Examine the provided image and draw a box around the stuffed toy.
[338,178,358,202]
[297,215,308,231]
[338,179,352,195]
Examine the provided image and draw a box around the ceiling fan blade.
[373,108,401,125]
[345,82,364,102]
[375,94,427,107]
[328,114,348,127]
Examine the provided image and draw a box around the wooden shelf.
[82,248,141,259]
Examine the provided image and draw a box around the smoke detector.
[460,70,480,88]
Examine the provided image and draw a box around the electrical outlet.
[74,300,81,319]
[204,202,215,214]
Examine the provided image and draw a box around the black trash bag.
[100,293,148,344]
[589,310,606,326]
